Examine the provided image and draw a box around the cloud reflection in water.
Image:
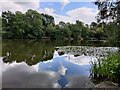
[1,60,61,88]
[1,50,96,88]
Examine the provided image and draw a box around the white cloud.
[40,8,55,15]
[1,0,40,13]
[40,7,97,24]
[1,60,61,88]
[1,1,97,24]
[65,55,97,66]
[66,7,97,24]
[60,0,70,10]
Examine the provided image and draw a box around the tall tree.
[2,11,15,38]
[25,9,43,38]
[94,0,120,48]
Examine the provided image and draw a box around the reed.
[90,52,120,84]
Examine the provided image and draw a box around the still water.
[1,40,118,88]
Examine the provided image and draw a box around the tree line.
[1,9,89,40]
[1,8,119,43]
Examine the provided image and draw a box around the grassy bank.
[91,52,120,85]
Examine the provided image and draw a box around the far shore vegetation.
[0,9,119,46]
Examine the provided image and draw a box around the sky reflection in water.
[2,40,118,88]
[38,51,96,87]
[1,50,96,88]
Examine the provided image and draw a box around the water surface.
[1,40,118,88]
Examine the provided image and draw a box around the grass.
[90,52,120,84]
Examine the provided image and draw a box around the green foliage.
[94,0,120,47]
[2,11,15,38]
[57,21,71,40]
[70,24,81,40]
[2,9,116,41]
[45,24,56,38]
[25,9,43,38]
[41,13,55,27]
[2,10,44,39]
[2,10,90,40]
[91,52,120,84]
[89,22,106,40]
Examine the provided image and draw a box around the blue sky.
[1,1,98,24]
[40,2,97,16]
[39,2,97,24]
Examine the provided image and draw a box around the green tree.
[2,11,15,38]
[13,11,25,38]
[58,21,71,39]
[2,9,90,41]
[41,14,55,27]
[94,0,120,48]
[2,9,45,39]
[45,24,56,38]
[70,24,81,40]
[25,9,43,38]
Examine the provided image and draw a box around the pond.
[1,39,118,88]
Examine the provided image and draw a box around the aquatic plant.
[90,52,120,84]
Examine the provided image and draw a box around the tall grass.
[90,52,120,84]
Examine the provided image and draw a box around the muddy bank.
[94,81,119,88]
